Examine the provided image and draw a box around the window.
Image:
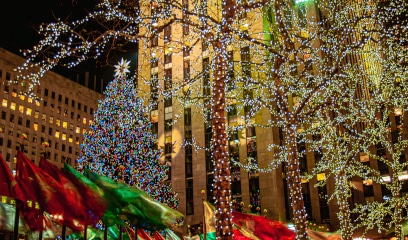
[26,108,32,116]
[3,85,8,93]
[26,120,30,128]
[62,133,67,141]
[1,111,6,120]
[58,94,62,102]
[11,89,17,97]
[51,91,55,99]
[65,97,68,104]
[33,123,38,131]
[76,127,81,133]
[64,109,68,116]
[63,121,68,129]
[184,61,190,81]
[69,135,73,143]
[2,99,7,107]
[78,102,81,110]
[77,114,81,122]
[10,102,16,110]
[62,144,66,151]
[164,25,171,41]
[41,125,46,133]
[48,128,53,135]
[90,108,94,114]
[55,142,59,150]
[18,117,23,125]
[57,106,61,114]
[84,105,88,113]
[49,116,54,124]
[55,130,60,138]
[10,114,14,123]
[42,114,46,121]
[82,117,87,125]
[35,111,39,118]
[44,88,49,96]
[56,119,61,127]
[69,123,74,131]
[72,100,75,107]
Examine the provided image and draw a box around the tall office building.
[0,48,103,172]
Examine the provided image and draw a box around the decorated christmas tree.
[77,58,179,209]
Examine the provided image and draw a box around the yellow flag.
[203,201,216,233]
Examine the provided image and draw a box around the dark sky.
[0,0,115,93]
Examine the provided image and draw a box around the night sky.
[0,0,116,93]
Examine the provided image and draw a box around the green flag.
[84,169,184,231]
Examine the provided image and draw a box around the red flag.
[15,151,83,232]
[39,158,106,227]
[0,153,23,199]
[138,228,153,240]
[232,211,295,240]
[153,231,166,240]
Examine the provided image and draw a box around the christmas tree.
[77,58,179,209]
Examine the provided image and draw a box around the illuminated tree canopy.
[12,0,408,239]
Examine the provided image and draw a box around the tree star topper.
[114,58,131,77]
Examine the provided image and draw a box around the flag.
[62,164,123,227]
[15,151,84,232]
[138,228,153,240]
[165,229,182,240]
[153,231,166,240]
[84,169,184,231]
[232,211,295,240]
[39,158,107,228]
[203,201,216,234]
[0,153,23,199]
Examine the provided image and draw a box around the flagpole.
[104,224,108,240]
[13,200,19,240]
[84,225,88,240]
[62,225,66,239]
[201,190,206,240]
[119,225,123,240]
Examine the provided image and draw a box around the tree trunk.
[209,0,236,238]
[336,172,353,240]
[285,125,308,239]
[211,38,233,239]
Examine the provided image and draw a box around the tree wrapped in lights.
[77,59,179,209]
[13,0,407,239]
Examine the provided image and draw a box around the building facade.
[0,48,103,173]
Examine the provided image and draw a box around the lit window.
[69,135,73,143]
[2,99,7,107]
[19,95,25,101]
[76,127,80,133]
[34,111,39,118]
[49,117,54,124]
[42,114,46,121]
[10,102,16,110]
[35,101,40,107]
[82,129,86,134]
[11,90,17,97]
[27,97,33,103]
[63,121,68,129]
[56,119,61,127]
[33,123,38,131]
[69,123,74,130]
[55,130,60,138]
[82,117,87,125]
[26,108,32,116]
[89,120,93,125]
[62,133,66,141]
[317,173,325,181]
[18,105,24,113]
[75,137,80,144]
